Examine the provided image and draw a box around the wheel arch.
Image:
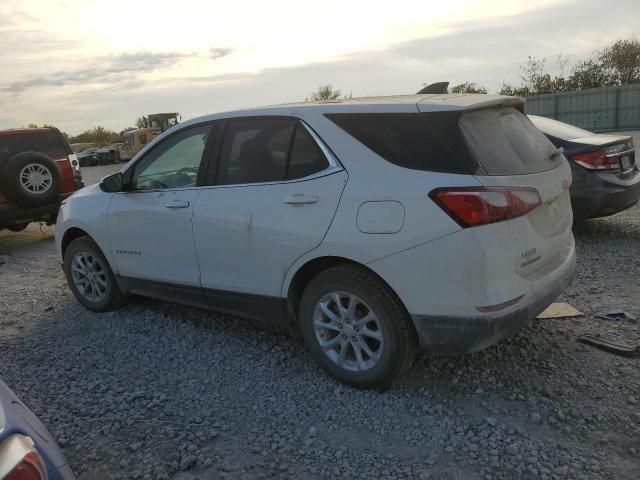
[285,255,409,323]
[61,227,92,256]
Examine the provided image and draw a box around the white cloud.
[0,0,638,134]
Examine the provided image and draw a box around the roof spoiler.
[462,96,525,112]
[417,82,449,94]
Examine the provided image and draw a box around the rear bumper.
[410,243,576,355]
[571,168,640,220]
[0,193,72,227]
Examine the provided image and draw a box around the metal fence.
[524,83,640,132]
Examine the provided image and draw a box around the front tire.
[299,265,418,389]
[63,236,127,312]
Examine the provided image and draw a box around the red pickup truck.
[0,127,84,231]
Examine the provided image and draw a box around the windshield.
[528,115,594,140]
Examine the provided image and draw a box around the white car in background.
[55,95,576,389]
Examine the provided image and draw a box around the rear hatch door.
[458,106,573,277]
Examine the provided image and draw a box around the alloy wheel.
[70,252,108,303]
[312,292,384,372]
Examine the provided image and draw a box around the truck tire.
[0,152,61,208]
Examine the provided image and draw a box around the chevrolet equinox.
[56,95,576,388]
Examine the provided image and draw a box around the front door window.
[131,125,210,190]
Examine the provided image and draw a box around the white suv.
[56,95,576,388]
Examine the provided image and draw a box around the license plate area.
[620,154,634,172]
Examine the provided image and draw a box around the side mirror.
[100,172,124,192]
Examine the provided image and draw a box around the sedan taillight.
[429,187,542,228]
[569,150,619,170]
[0,435,47,480]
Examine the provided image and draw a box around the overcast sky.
[1,0,638,135]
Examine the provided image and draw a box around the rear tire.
[299,265,418,390]
[0,152,61,208]
[63,236,127,312]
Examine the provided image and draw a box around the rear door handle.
[165,200,190,209]
[284,194,318,205]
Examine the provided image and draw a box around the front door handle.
[284,194,319,205]
[165,200,190,209]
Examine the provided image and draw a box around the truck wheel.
[299,265,418,390]
[0,152,61,208]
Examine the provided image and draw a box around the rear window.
[0,131,68,163]
[325,113,476,174]
[460,108,560,175]
[528,115,593,140]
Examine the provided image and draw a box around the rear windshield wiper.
[550,147,565,161]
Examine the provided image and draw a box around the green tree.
[598,38,640,85]
[136,117,147,128]
[500,56,573,96]
[68,126,121,146]
[499,37,640,97]
[450,82,487,94]
[567,60,612,90]
[498,82,531,97]
[93,126,107,143]
[308,84,342,101]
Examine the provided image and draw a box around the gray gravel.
[0,167,639,479]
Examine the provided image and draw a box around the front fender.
[54,185,115,269]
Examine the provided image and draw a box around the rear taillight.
[5,451,47,480]
[67,154,80,172]
[569,150,618,170]
[429,187,542,228]
[0,435,47,480]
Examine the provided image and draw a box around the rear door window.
[216,118,295,185]
[214,118,331,185]
[0,131,68,162]
[460,107,560,175]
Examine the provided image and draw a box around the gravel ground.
[0,166,639,480]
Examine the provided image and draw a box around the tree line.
[460,38,640,96]
[26,123,135,147]
[309,38,640,98]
